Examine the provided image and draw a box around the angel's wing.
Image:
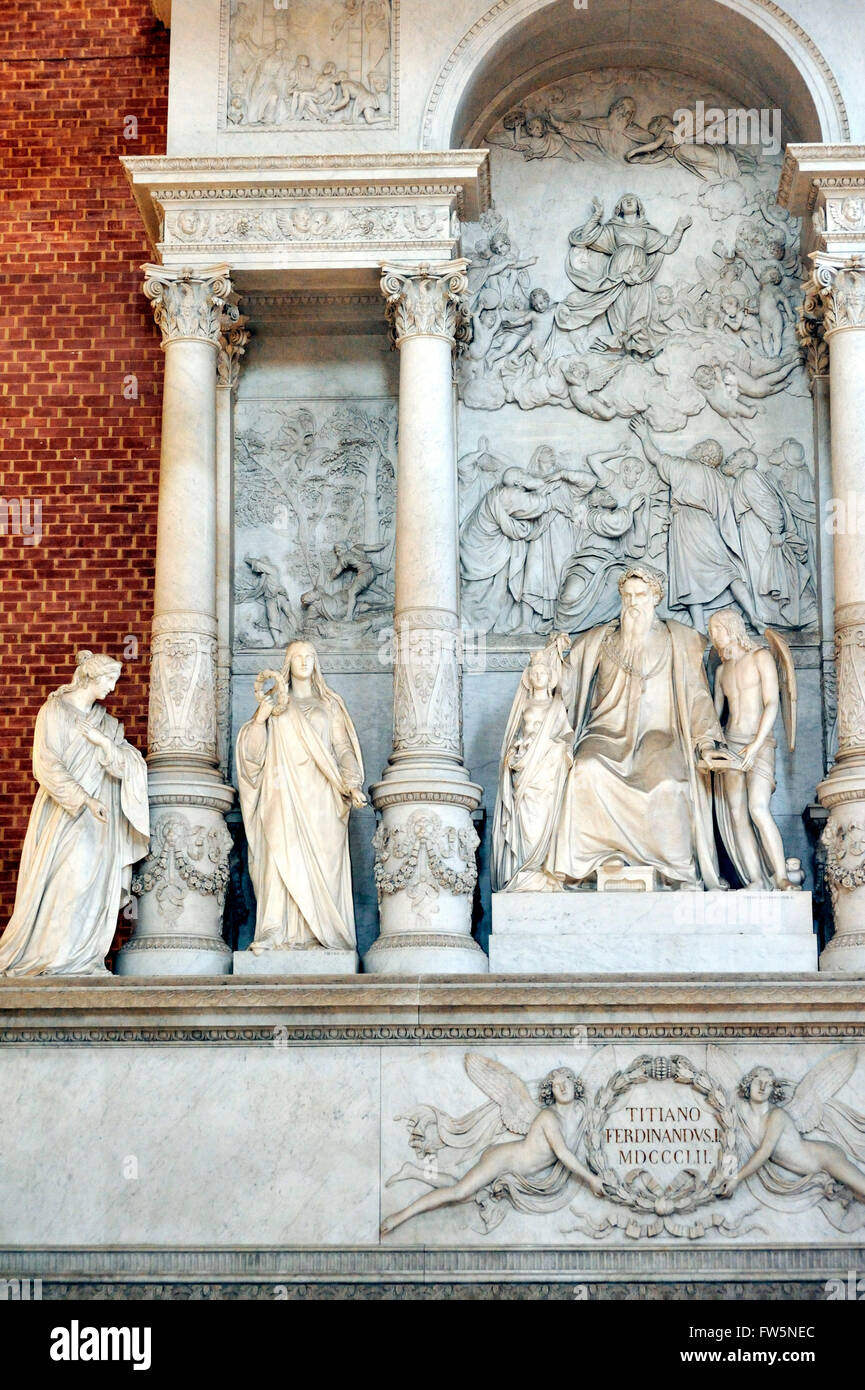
[707,1044,742,1105]
[577,1044,616,1099]
[464,1053,539,1135]
[765,628,797,752]
[788,1050,858,1134]
[584,356,623,394]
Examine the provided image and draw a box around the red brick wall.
[0,3,169,923]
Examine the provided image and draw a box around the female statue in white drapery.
[0,651,149,976]
[491,644,573,892]
[236,640,366,952]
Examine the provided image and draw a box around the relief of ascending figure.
[555,194,692,358]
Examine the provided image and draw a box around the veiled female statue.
[492,645,573,892]
[236,640,366,952]
[0,650,149,976]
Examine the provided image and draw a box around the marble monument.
[3,0,865,1300]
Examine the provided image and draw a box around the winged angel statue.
[707,611,799,890]
[710,1046,865,1230]
[381,1050,612,1236]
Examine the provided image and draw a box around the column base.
[817,761,865,973]
[368,758,487,975]
[115,767,235,978]
[233,948,358,977]
[116,934,232,977]
[363,931,488,975]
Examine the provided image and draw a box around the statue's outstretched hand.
[85,796,108,824]
[348,788,367,809]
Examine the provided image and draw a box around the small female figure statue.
[236,640,366,952]
[491,643,574,891]
[0,650,149,976]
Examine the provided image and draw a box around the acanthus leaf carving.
[381,260,469,347]
[391,613,462,757]
[142,264,239,347]
[809,253,865,334]
[148,624,218,761]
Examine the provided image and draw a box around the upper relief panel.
[457,68,818,645]
[222,0,396,133]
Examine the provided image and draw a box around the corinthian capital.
[142,263,239,347]
[216,314,250,390]
[380,260,469,347]
[806,253,865,335]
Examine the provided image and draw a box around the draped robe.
[548,618,722,887]
[555,217,684,354]
[236,694,363,950]
[0,696,149,976]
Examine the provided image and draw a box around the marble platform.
[1,974,864,1300]
[232,948,358,976]
[489,891,818,973]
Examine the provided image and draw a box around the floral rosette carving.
[584,1053,737,1216]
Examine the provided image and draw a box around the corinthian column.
[365,261,487,974]
[807,253,865,970]
[116,265,238,976]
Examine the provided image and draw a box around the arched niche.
[423,0,848,151]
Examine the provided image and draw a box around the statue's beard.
[620,604,653,659]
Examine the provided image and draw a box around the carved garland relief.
[382,1046,865,1243]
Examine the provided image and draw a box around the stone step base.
[489,891,818,973]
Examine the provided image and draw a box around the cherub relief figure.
[707,611,797,891]
[710,1048,865,1229]
[381,1053,609,1236]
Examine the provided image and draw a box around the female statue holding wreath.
[236,640,366,953]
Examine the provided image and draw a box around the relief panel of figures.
[233,398,397,652]
[224,0,394,130]
[457,69,818,646]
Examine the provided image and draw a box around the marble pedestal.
[232,948,358,976]
[489,891,818,973]
[2,974,865,1300]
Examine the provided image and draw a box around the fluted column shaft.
[117,265,240,976]
[366,261,487,975]
[809,254,865,969]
